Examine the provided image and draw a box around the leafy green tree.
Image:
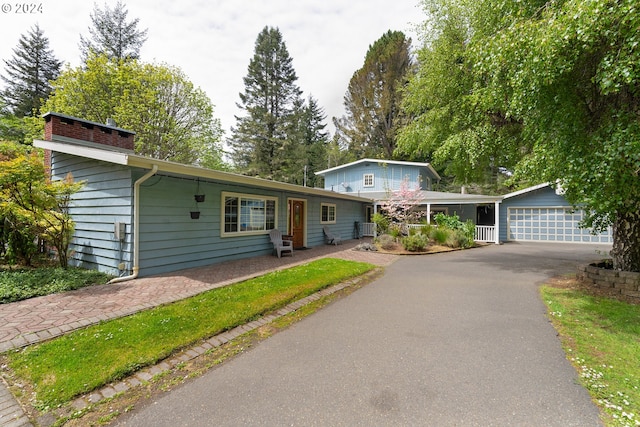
[335,30,413,159]
[401,0,640,271]
[79,0,148,61]
[0,145,82,267]
[229,26,303,180]
[43,55,224,166]
[396,2,521,193]
[1,24,61,118]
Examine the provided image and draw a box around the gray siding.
[51,154,133,275]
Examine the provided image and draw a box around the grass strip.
[541,286,640,426]
[7,258,374,409]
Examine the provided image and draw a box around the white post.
[494,201,501,244]
[426,203,431,224]
[373,203,378,239]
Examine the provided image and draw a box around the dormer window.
[363,173,374,187]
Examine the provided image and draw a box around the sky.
[0,0,425,137]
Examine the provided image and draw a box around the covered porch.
[360,191,503,244]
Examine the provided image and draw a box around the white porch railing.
[361,222,496,243]
[474,225,496,243]
[362,222,376,237]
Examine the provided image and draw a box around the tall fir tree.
[228,26,303,181]
[1,24,61,118]
[79,1,148,61]
[299,96,329,187]
[335,30,413,159]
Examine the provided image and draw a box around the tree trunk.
[610,208,640,272]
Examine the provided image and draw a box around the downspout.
[108,165,158,284]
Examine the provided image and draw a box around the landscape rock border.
[577,261,640,302]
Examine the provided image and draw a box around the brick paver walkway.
[0,239,396,427]
[0,239,396,353]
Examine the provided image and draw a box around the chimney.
[43,112,135,151]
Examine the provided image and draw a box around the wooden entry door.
[290,200,305,249]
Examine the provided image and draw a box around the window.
[222,192,277,236]
[363,173,374,187]
[320,203,336,224]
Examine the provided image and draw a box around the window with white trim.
[363,173,374,187]
[320,203,336,224]
[222,192,277,236]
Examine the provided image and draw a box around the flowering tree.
[378,176,425,231]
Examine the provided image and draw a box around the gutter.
[108,164,158,284]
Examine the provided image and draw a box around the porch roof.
[365,190,502,205]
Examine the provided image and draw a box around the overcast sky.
[0,0,425,137]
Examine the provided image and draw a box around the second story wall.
[320,160,437,194]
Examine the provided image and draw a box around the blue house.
[316,159,502,243]
[35,113,371,279]
[499,183,612,243]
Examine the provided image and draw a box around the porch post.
[494,201,501,244]
[373,202,378,239]
[426,203,431,224]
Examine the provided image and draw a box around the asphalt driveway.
[116,242,609,426]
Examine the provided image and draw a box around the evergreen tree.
[229,26,303,180]
[79,1,148,61]
[335,30,413,159]
[1,24,61,117]
[299,96,329,187]
[278,95,329,186]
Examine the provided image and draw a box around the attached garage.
[499,184,612,244]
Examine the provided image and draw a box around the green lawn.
[6,258,374,409]
[541,285,640,426]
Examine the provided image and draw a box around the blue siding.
[323,162,434,194]
[51,154,133,275]
[136,173,368,276]
[499,186,612,243]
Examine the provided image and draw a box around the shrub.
[372,212,389,235]
[444,230,463,248]
[433,213,475,248]
[402,233,429,252]
[430,227,451,245]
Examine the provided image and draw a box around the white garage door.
[507,207,612,243]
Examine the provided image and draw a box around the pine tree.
[299,96,329,187]
[335,30,413,159]
[79,1,148,61]
[229,26,303,180]
[1,24,61,117]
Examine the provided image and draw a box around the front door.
[290,200,305,249]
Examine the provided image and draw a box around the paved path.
[0,240,394,353]
[115,242,609,427]
[0,239,395,427]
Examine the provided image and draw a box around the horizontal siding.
[52,153,133,275]
[499,186,571,241]
[323,163,433,195]
[136,175,369,276]
[498,185,611,243]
